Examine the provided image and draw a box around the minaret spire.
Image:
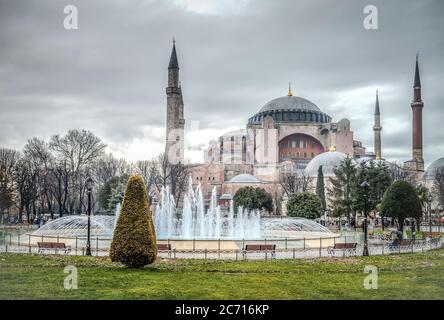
[375,89,380,115]
[414,53,421,88]
[406,53,424,171]
[373,89,382,160]
[165,40,185,164]
[168,39,179,70]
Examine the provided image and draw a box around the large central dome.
[259,95,321,113]
[248,94,331,125]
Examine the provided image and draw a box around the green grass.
[1,250,443,299]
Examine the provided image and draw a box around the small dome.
[259,96,321,113]
[305,151,354,177]
[424,158,444,180]
[219,193,233,200]
[229,174,261,184]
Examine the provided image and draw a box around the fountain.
[31,177,337,248]
[153,178,261,239]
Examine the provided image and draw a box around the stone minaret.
[165,40,185,164]
[373,90,382,160]
[411,54,424,171]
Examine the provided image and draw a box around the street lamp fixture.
[427,192,433,235]
[85,177,94,256]
[360,180,370,256]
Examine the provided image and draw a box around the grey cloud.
[0,0,443,166]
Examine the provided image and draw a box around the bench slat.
[157,244,172,250]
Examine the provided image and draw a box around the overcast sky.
[0,0,443,166]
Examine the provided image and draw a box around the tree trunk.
[399,219,404,239]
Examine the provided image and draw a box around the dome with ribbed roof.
[248,95,331,125]
[260,96,321,113]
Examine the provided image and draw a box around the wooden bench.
[327,243,357,257]
[242,244,276,259]
[37,242,71,255]
[157,244,172,257]
[423,232,442,239]
[388,239,412,251]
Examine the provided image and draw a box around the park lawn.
[0,250,443,300]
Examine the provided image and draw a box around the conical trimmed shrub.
[110,175,157,267]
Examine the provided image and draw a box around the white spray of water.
[153,177,261,239]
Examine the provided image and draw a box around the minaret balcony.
[166,87,181,94]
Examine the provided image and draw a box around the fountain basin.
[31,215,336,241]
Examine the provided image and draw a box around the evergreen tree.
[380,180,422,235]
[107,179,126,214]
[353,161,393,228]
[328,158,356,225]
[233,186,273,213]
[98,174,129,213]
[110,175,157,267]
[316,165,326,211]
[353,161,375,213]
[287,192,323,219]
[373,162,393,229]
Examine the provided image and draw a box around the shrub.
[110,175,157,267]
[287,192,323,219]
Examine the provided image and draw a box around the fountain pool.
[30,178,338,250]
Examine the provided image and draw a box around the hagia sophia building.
[163,41,443,213]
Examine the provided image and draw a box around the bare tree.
[23,138,55,217]
[0,166,14,223]
[49,129,106,214]
[279,167,313,196]
[48,159,70,218]
[0,148,20,174]
[94,154,122,186]
[389,162,417,184]
[12,157,39,223]
[150,153,188,206]
[135,160,154,191]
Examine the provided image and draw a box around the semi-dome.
[424,157,444,180]
[228,173,261,184]
[305,151,353,177]
[248,95,332,125]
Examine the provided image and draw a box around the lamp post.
[427,192,433,235]
[85,177,94,256]
[361,180,370,256]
